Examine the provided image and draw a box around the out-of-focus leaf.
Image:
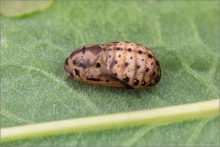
[1,1,53,17]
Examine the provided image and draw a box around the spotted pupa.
[64,41,161,89]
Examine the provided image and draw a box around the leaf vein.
[1,64,101,114]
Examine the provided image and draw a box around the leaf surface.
[1,1,219,146]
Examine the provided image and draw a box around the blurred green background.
[1,1,219,146]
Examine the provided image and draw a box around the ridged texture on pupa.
[64,41,161,89]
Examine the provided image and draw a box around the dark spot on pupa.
[78,63,86,69]
[156,60,160,66]
[146,68,149,72]
[86,77,100,81]
[72,60,77,65]
[151,62,153,65]
[96,63,101,68]
[138,50,143,54]
[115,47,121,50]
[87,45,102,54]
[155,75,161,83]
[70,72,74,78]
[122,77,130,83]
[103,48,107,51]
[142,59,144,61]
[133,80,139,86]
[106,79,110,82]
[148,83,153,87]
[119,55,121,57]
[82,47,86,54]
[109,55,111,58]
[137,65,140,69]
[141,82,147,86]
[124,62,129,67]
[130,56,133,59]
[113,73,117,77]
[152,72,156,76]
[65,58,68,65]
[74,69,80,76]
[110,60,117,69]
[125,41,130,43]
[148,54,153,58]
[127,48,132,52]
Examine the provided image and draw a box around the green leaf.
[1,1,219,146]
[1,1,53,17]
[1,99,219,143]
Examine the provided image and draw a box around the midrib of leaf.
[1,99,219,143]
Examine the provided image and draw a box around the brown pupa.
[64,41,161,89]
